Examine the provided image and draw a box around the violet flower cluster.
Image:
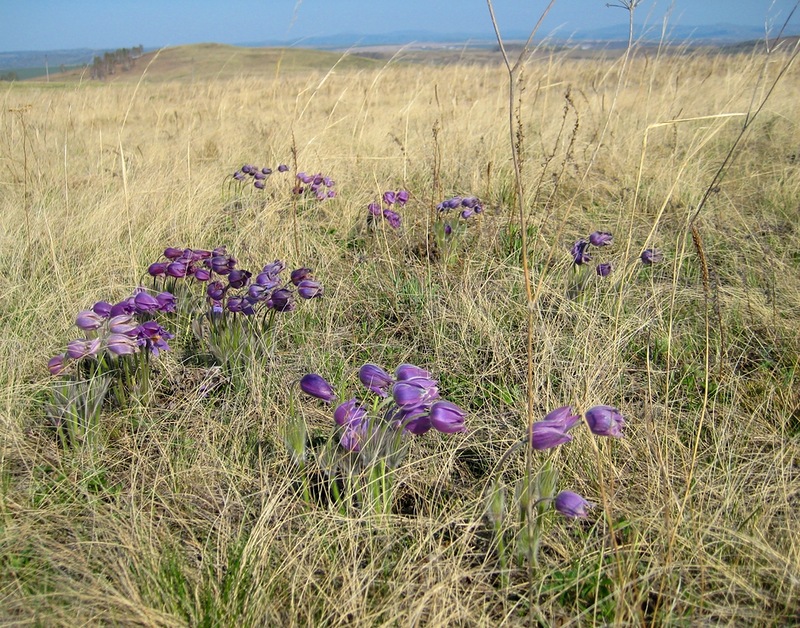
[436,195,484,220]
[300,362,466,454]
[293,172,336,201]
[367,190,409,229]
[528,404,626,518]
[232,163,290,189]
[48,288,176,375]
[570,230,613,275]
[147,246,323,316]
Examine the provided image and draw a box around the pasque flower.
[540,406,581,431]
[429,400,467,433]
[530,422,573,450]
[589,231,613,247]
[585,405,625,437]
[300,373,337,402]
[554,490,594,518]
[570,239,592,265]
[359,363,394,397]
[641,248,663,265]
[596,262,613,277]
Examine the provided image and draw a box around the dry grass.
[1,43,799,625]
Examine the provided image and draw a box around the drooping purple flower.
[299,373,337,402]
[247,283,272,302]
[358,363,394,397]
[148,262,168,277]
[48,354,67,375]
[192,267,211,282]
[368,202,382,217]
[133,290,161,313]
[395,363,431,381]
[333,398,368,427]
[164,247,184,260]
[261,260,285,276]
[641,248,663,265]
[254,180,265,189]
[226,296,254,315]
[383,190,397,205]
[277,164,289,172]
[209,256,233,275]
[227,269,252,289]
[297,280,323,299]
[585,405,625,437]
[66,338,102,360]
[596,262,613,277]
[340,419,369,452]
[429,400,467,433]
[382,209,401,229]
[530,422,573,450]
[404,415,432,435]
[290,267,312,285]
[75,309,105,331]
[269,288,295,312]
[109,298,135,318]
[108,314,138,336]
[392,380,439,409]
[540,406,581,431]
[166,261,187,278]
[570,239,592,266]
[589,231,613,247]
[156,292,177,312]
[554,490,594,518]
[207,281,226,301]
[92,301,112,317]
[396,190,409,205]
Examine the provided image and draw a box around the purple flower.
[300,373,337,402]
[109,298,135,318]
[290,267,312,285]
[333,398,368,427]
[404,416,432,435]
[340,420,369,452]
[136,321,174,356]
[66,338,102,360]
[108,315,138,336]
[429,400,467,433]
[641,248,663,265]
[207,281,227,301]
[148,262,168,277]
[383,190,397,205]
[75,309,105,331]
[596,262,613,277]
[269,288,295,312]
[541,406,581,431]
[382,209,401,229]
[166,261,187,278]
[227,269,251,289]
[570,239,592,266]
[48,354,67,375]
[395,363,431,381]
[193,267,211,281]
[133,290,161,313]
[358,363,394,397]
[164,247,184,260]
[92,301,112,317]
[554,490,594,518]
[297,280,323,299]
[392,380,439,409]
[396,190,409,205]
[585,405,625,437]
[156,291,177,312]
[589,231,613,247]
[277,164,289,172]
[254,180,265,189]
[368,202,382,217]
[530,422,573,450]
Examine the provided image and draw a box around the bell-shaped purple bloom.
[209,256,233,275]
[429,400,467,433]
[340,420,369,452]
[247,283,272,302]
[585,405,625,437]
[105,333,139,356]
[133,290,161,313]
[207,281,226,301]
[148,262,168,277]
[261,260,285,276]
[396,190,409,205]
[254,180,265,189]
[290,267,312,285]
[75,309,105,331]
[164,247,184,260]
[333,398,368,427]
[541,406,581,431]
[226,296,254,315]
[383,190,397,205]
[368,202,382,217]
[108,314,138,336]
[92,301,112,317]
[193,267,211,282]
[530,422,573,450]
[48,354,67,375]
[166,261,187,278]
[596,262,613,277]
[589,231,613,247]
[156,291,177,312]
[570,239,592,266]
[382,209,401,229]
[109,298,135,318]
[554,490,594,518]
[297,280,323,299]
[392,380,439,409]
[66,337,102,360]
[269,289,294,312]
[641,248,663,265]
[227,269,251,289]
[404,416,432,435]
[278,164,289,172]
[300,373,337,403]
[395,363,431,381]
[358,363,394,397]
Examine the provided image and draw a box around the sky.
[1,0,797,52]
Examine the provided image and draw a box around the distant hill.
[36,43,381,83]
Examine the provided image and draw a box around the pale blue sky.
[1,1,797,51]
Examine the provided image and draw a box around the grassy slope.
[1,43,799,625]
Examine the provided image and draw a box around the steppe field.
[1,39,799,626]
